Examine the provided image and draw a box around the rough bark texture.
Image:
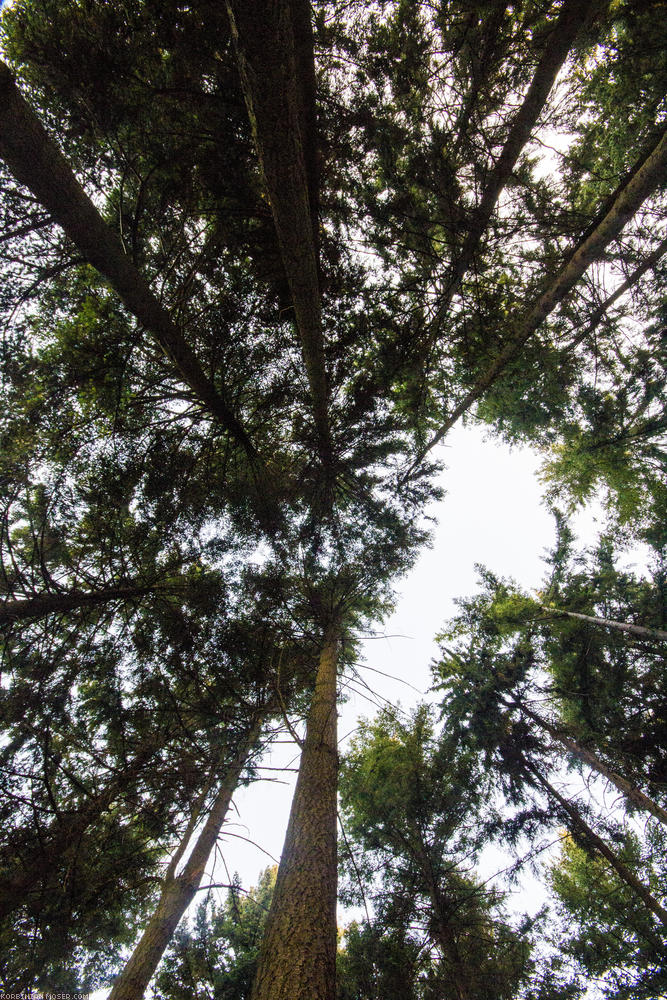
[530,763,667,929]
[0,60,257,461]
[408,128,667,472]
[0,584,155,624]
[540,605,667,643]
[515,700,667,828]
[250,628,340,1000]
[438,0,595,317]
[108,721,262,1000]
[226,0,332,463]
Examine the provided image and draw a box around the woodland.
[0,0,665,997]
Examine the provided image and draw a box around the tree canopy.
[0,0,665,997]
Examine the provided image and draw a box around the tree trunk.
[423,871,470,1000]
[108,719,263,1000]
[540,605,667,643]
[226,0,332,465]
[438,0,595,319]
[515,700,667,827]
[0,60,257,462]
[250,627,340,1000]
[528,762,667,929]
[0,583,157,624]
[406,127,667,474]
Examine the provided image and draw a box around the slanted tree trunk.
[108,718,263,1000]
[0,60,257,463]
[528,762,667,929]
[513,699,667,828]
[250,626,340,1000]
[539,605,667,643]
[0,583,158,624]
[226,0,332,465]
[407,128,667,474]
[438,0,596,319]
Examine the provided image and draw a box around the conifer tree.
[0,0,666,995]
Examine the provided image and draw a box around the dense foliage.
[0,0,665,997]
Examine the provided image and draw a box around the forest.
[0,0,665,997]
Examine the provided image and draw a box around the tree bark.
[226,0,332,465]
[514,700,667,827]
[0,60,257,462]
[406,127,667,475]
[540,605,667,643]
[250,626,340,1000]
[528,762,667,929]
[108,719,263,1000]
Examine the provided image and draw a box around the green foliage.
[0,0,666,993]
[154,868,276,1000]
[339,707,533,1000]
[436,520,667,797]
[548,831,667,1000]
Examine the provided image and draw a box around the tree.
[339,707,534,1000]
[0,0,666,995]
[436,525,667,814]
[0,569,294,989]
[154,868,277,1000]
[434,544,667,975]
[108,714,267,1000]
[548,831,667,1000]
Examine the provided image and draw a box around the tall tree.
[154,868,277,1000]
[339,707,533,1000]
[548,831,667,1000]
[1,0,666,994]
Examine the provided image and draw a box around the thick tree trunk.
[250,627,340,1000]
[438,0,595,319]
[108,720,263,1000]
[515,700,667,827]
[407,127,667,473]
[226,0,332,464]
[528,763,667,929]
[0,583,155,624]
[540,605,667,643]
[0,61,256,461]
